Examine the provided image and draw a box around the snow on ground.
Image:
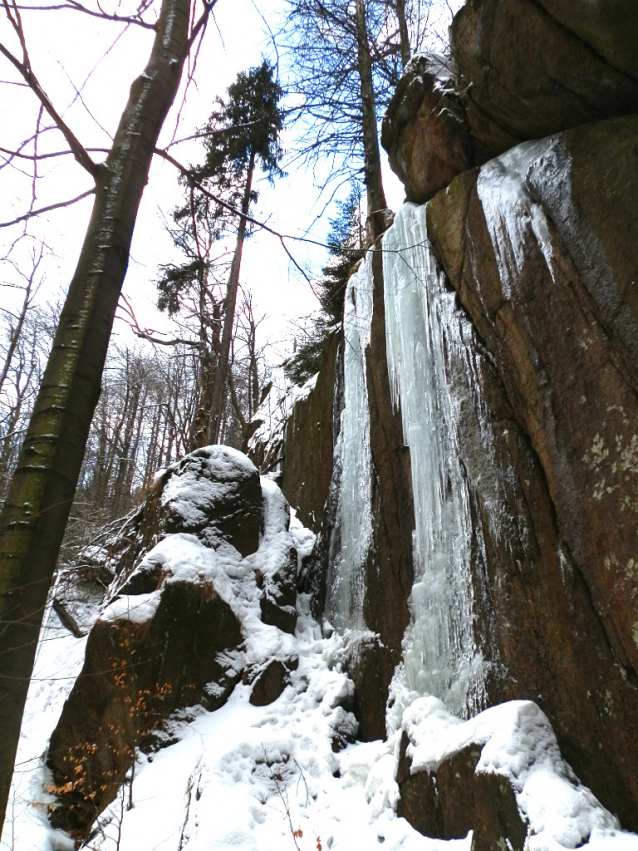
[3,467,638,851]
[1,588,94,851]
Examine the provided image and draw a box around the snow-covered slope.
[3,454,637,851]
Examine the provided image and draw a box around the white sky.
[0,0,442,365]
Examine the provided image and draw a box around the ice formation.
[476,137,558,295]
[325,258,374,631]
[382,204,484,716]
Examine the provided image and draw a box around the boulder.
[47,579,242,836]
[395,698,625,849]
[450,0,638,159]
[45,447,284,839]
[248,657,298,707]
[89,446,263,593]
[382,53,476,203]
[157,446,262,557]
[397,737,527,850]
[426,113,638,829]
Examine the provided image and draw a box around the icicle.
[382,204,484,717]
[477,137,558,295]
[325,258,374,631]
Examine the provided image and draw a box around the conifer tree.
[160,60,284,446]
[285,184,365,386]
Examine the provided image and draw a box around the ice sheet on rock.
[382,203,484,716]
[402,696,635,851]
[325,257,374,631]
[477,137,559,298]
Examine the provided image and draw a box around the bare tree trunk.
[207,149,256,444]
[0,0,199,831]
[355,0,388,242]
[395,0,411,69]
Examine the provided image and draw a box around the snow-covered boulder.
[45,448,308,840]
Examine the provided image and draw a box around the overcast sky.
[0,0,450,364]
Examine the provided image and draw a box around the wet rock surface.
[426,114,638,828]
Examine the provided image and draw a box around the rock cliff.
[29,2,638,848]
[264,0,638,840]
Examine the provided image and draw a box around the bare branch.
[154,147,323,298]
[13,0,157,28]
[0,3,98,176]
[0,188,95,229]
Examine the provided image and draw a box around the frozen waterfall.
[325,257,374,631]
[383,204,485,717]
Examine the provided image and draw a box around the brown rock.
[280,331,341,533]
[358,247,415,736]
[47,580,242,837]
[397,735,528,850]
[382,54,476,203]
[450,0,638,159]
[249,658,298,707]
[158,447,262,557]
[426,113,638,829]
[257,546,298,635]
[537,0,638,80]
[98,447,263,589]
[340,632,397,742]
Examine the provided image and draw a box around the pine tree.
[159,60,284,446]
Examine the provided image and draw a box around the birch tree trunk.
[0,0,200,831]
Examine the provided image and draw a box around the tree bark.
[395,0,411,69]
[207,149,256,444]
[0,0,197,833]
[355,0,388,242]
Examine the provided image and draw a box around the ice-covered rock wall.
[325,259,374,631]
[382,205,484,716]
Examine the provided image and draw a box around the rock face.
[46,448,304,839]
[382,54,476,203]
[394,697,621,850]
[280,332,341,533]
[383,2,638,197]
[47,579,242,834]
[279,9,638,837]
[450,0,638,158]
[247,331,340,535]
[425,115,638,828]
[397,738,527,850]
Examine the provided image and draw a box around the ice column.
[325,257,374,631]
[383,204,484,717]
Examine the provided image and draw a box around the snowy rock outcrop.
[45,447,307,838]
